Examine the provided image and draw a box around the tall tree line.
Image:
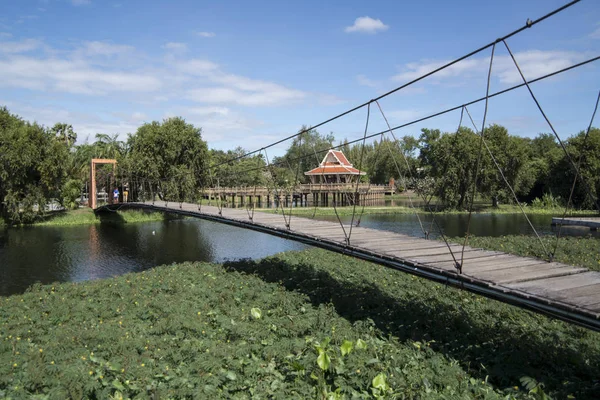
[1,105,598,224]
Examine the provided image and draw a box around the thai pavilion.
[304,149,366,184]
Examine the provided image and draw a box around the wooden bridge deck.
[98,201,600,331]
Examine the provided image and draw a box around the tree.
[50,123,77,147]
[274,126,334,184]
[0,107,70,223]
[549,127,600,210]
[478,124,528,207]
[127,117,208,201]
[210,147,266,187]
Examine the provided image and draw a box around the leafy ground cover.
[452,235,600,272]
[2,249,599,399]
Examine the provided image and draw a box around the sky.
[0,0,598,157]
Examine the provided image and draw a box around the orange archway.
[90,158,117,209]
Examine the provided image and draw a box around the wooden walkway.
[98,202,600,331]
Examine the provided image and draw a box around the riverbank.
[1,249,599,398]
[261,204,596,217]
[33,208,166,227]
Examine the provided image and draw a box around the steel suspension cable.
[348,103,372,243]
[374,100,428,237]
[461,43,496,273]
[502,39,599,212]
[229,55,599,181]
[551,90,600,259]
[209,0,582,170]
[463,106,552,260]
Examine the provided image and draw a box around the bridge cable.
[209,0,581,170]
[226,55,600,186]
[502,39,599,216]
[460,42,496,274]
[261,148,293,229]
[551,89,600,259]
[309,140,329,218]
[287,133,306,229]
[374,100,428,237]
[348,103,373,243]
[463,106,552,261]
[354,105,390,229]
[246,151,265,221]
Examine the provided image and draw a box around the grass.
[1,249,599,398]
[262,204,597,217]
[452,234,600,272]
[32,208,165,227]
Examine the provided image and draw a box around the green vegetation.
[2,104,598,225]
[1,249,598,398]
[264,204,595,217]
[32,208,166,227]
[454,235,600,272]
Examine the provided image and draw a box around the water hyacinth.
[0,248,597,398]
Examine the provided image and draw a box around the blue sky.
[0,0,598,157]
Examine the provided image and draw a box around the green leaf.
[372,373,388,391]
[250,307,262,319]
[356,339,367,350]
[225,371,237,381]
[340,340,353,356]
[112,379,125,391]
[317,352,331,371]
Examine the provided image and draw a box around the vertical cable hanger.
[460,42,496,274]
[463,105,552,260]
[551,90,600,259]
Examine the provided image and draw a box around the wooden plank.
[413,250,503,264]
[506,272,600,293]
[485,266,586,285]
[582,302,600,313]
[553,283,600,301]
[350,237,433,248]
[362,241,449,254]
[464,259,550,273]
[563,293,600,307]
[434,254,519,270]
[385,245,479,258]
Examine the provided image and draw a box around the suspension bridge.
[96,0,600,331]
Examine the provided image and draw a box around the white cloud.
[0,39,41,54]
[176,59,219,75]
[589,26,600,39]
[196,31,216,38]
[186,83,306,107]
[356,74,378,88]
[387,109,424,122]
[79,41,134,57]
[345,16,389,34]
[0,32,12,38]
[0,56,161,94]
[71,0,91,6]
[162,42,188,52]
[392,50,587,85]
[181,106,230,116]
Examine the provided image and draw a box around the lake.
[1,212,597,296]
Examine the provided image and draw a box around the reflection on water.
[0,219,306,296]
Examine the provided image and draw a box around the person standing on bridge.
[113,187,120,204]
[123,186,129,203]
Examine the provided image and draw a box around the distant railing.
[205,184,394,194]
